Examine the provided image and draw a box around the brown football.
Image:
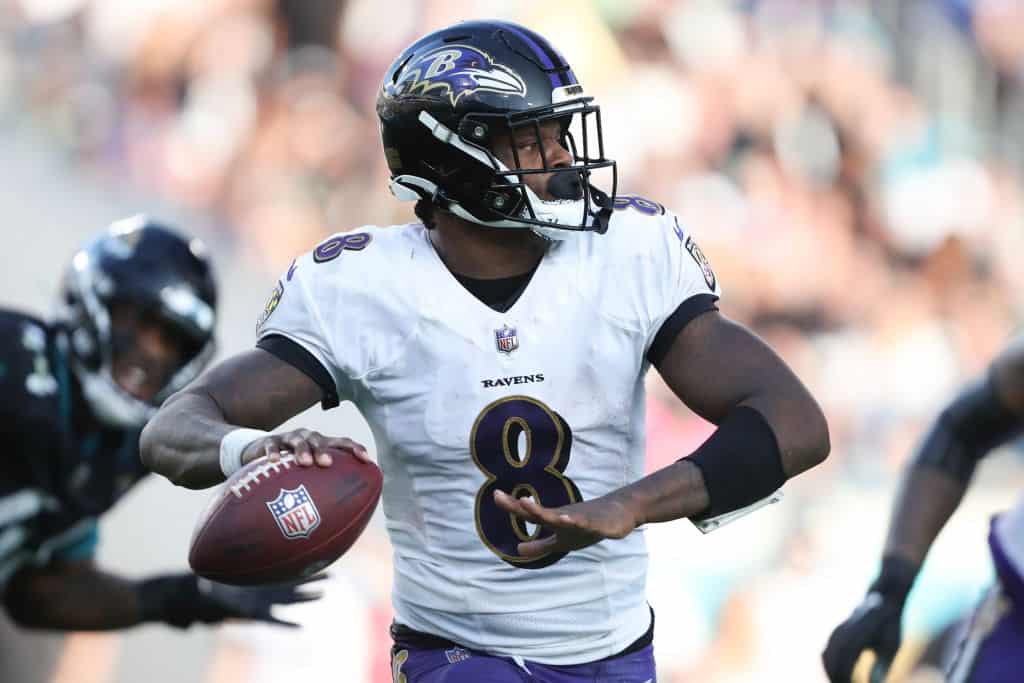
[189,447,382,585]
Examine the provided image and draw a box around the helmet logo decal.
[393,45,527,107]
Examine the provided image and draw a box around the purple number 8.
[612,195,664,216]
[313,233,372,263]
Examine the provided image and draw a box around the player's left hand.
[157,572,326,628]
[194,574,326,627]
[493,490,640,557]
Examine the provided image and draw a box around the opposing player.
[1,217,317,631]
[822,338,1024,682]
[141,21,830,681]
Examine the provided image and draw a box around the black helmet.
[376,20,617,238]
[57,216,217,428]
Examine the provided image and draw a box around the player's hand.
[192,574,326,627]
[241,429,369,468]
[156,573,326,628]
[821,591,904,683]
[493,490,640,557]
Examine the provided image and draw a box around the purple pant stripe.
[391,644,656,683]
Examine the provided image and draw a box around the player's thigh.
[964,606,1024,682]
[391,646,529,683]
[945,585,1024,683]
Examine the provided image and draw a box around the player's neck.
[429,214,547,279]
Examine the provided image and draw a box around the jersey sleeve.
[636,211,722,365]
[254,228,406,408]
[254,254,350,409]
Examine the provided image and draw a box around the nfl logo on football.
[266,485,322,539]
[495,325,518,354]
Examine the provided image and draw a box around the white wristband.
[691,489,785,534]
[219,428,270,478]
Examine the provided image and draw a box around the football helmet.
[57,216,217,428]
[377,20,617,239]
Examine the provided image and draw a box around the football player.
[1,217,318,632]
[141,21,830,682]
[823,339,1024,683]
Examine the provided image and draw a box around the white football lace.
[229,453,296,498]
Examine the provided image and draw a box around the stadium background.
[2,0,1024,681]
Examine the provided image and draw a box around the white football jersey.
[256,200,721,664]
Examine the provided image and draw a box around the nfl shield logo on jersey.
[266,485,321,539]
[495,325,518,354]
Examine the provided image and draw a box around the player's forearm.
[882,462,968,568]
[140,389,234,489]
[4,565,147,630]
[141,349,328,489]
[645,397,826,525]
[616,460,710,525]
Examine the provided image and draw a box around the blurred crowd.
[4,0,1024,681]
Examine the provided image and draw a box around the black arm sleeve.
[914,372,1022,482]
[646,293,719,366]
[256,335,340,409]
[682,405,787,519]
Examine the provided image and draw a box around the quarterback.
[142,21,830,682]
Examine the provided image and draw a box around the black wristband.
[682,406,787,519]
[138,574,201,628]
[869,555,919,605]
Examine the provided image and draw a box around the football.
[189,447,382,585]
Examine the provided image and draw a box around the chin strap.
[588,185,614,234]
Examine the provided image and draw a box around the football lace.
[229,453,297,498]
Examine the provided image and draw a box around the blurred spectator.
[4,1,1024,681]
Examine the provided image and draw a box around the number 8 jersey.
[256,203,722,665]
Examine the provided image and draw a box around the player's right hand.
[821,591,903,682]
[241,429,369,468]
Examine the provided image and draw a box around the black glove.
[139,573,325,629]
[822,556,918,683]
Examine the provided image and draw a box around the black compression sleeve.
[257,334,340,409]
[681,406,787,519]
[914,372,1021,482]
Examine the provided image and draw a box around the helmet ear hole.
[484,190,515,212]
[458,119,490,143]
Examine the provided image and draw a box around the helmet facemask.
[389,94,617,240]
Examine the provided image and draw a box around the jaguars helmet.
[57,216,217,428]
[377,20,617,239]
